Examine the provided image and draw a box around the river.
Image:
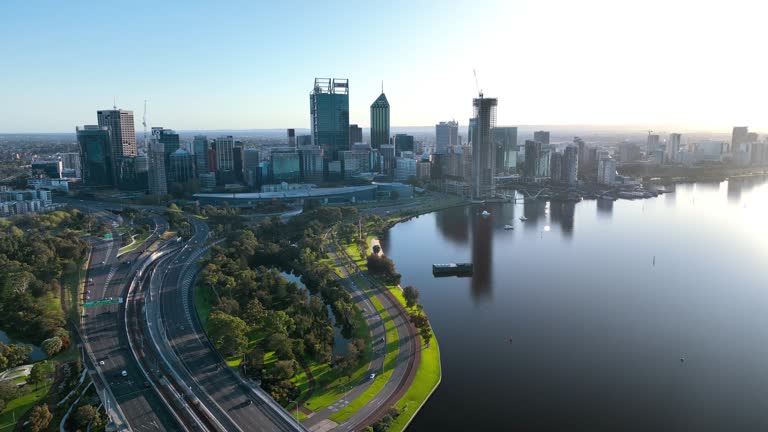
[382,177,768,431]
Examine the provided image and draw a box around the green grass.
[298,306,373,413]
[193,282,215,330]
[118,232,151,255]
[328,274,399,423]
[387,334,441,431]
[0,361,55,428]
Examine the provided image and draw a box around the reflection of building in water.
[470,211,493,299]
[596,198,614,216]
[523,198,547,229]
[550,201,576,235]
[726,176,768,202]
[436,206,470,245]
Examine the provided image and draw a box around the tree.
[0,380,17,403]
[207,311,249,357]
[402,286,419,308]
[242,298,266,327]
[244,347,265,379]
[41,336,63,357]
[419,325,433,347]
[27,362,47,387]
[28,404,52,432]
[410,313,433,347]
[264,310,296,336]
[74,405,100,429]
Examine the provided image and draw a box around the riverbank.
[339,227,441,432]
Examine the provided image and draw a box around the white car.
[369,373,376,380]
[121,370,128,377]
[99,360,105,366]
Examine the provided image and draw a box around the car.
[101,261,105,265]
[369,373,376,380]
[121,370,128,377]
[98,360,105,366]
[144,381,150,388]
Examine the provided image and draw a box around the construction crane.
[473,69,483,98]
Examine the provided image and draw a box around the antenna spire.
[113,96,117,110]
[381,80,383,94]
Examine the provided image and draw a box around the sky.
[0,0,766,133]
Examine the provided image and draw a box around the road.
[80,209,183,431]
[304,241,419,432]
[151,216,306,431]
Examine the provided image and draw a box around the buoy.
[680,357,685,363]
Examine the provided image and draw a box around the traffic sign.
[83,297,123,308]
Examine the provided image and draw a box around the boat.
[481,210,491,217]
[504,224,514,230]
[432,263,474,277]
[519,216,528,221]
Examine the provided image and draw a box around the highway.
[80,209,183,431]
[150,215,306,431]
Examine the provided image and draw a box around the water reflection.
[727,175,768,203]
[523,198,547,228]
[470,210,493,300]
[436,206,469,245]
[596,198,614,218]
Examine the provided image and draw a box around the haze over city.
[1,0,766,133]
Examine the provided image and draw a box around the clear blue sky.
[1,0,766,133]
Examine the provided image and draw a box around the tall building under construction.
[471,96,498,199]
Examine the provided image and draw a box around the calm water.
[383,177,768,431]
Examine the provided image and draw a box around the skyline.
[1,0,767,133]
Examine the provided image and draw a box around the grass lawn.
[386,335,441,431]
[328,274,399,423]
[0,361,55,428]
[298,305,373,413]
[193,281,216,330]
[118,232,151,255]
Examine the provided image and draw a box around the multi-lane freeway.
[80,209,183,431]
[150,215,306,431]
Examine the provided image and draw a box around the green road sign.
[83,297,123,308]
[104,233,113,239]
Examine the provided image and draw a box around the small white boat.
[504,224,514,230]
[481,210,491,217]
[519,216,528,221]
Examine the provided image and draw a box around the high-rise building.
[168,148,194,183]
[533,131,550,145]
[668,133,682,163]
[732,127,749,153]
[746,132,759,143]
[298,146,324,183]
[233,144,245,182]
[550,152,563,182]
[310,78,349,161]
[394,134,415,155]
[597,157,617,185]
[148,139,167,197]
[97,109,137,158]
[394,158,417,181]
[618,142,642,163]
[215,136,235,172]
[370,92,390,149]
[468,118,478,147]
[151,127,180,163]
[471,96,498,199]
[492,127,518,173]
[244,148,261,187]
[574,137,586,172]
[562,145,579,185]
[435,121,458,154]
[59,153,81,178]
[349,124,363,147]
[287,129,296,148]
[647,134,660,155]
[380,144,396,176]
[296,135,312,147]
[77,125,114,187]
[524,140,541,179]
[193,135,209,174]
[269,150,301,183]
